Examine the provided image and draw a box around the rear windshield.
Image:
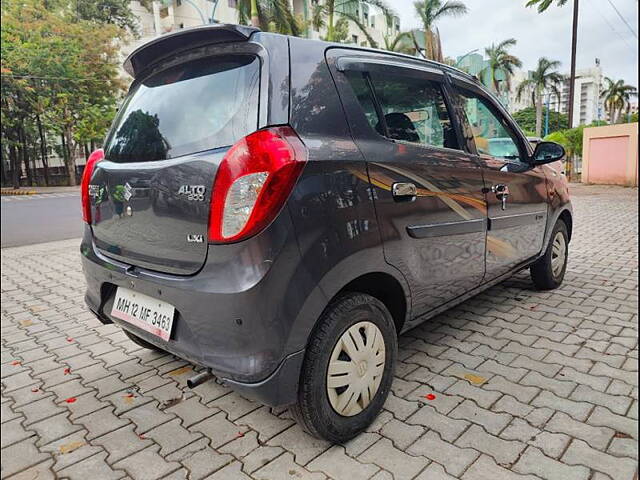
[104,55,260,162]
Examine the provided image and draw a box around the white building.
[550,61,606,126]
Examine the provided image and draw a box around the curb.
[1,189,37,196]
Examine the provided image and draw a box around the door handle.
[491,184,510,210]
[392,182,417,202]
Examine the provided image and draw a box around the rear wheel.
[290,293,397,443]
[123,329,164,352]
[530,219,569,290]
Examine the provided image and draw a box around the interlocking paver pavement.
[1,184,638,479]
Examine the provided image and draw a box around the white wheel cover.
[326,321,386,417]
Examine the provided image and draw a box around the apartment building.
[121,0,401,75]
[549,61,606,126]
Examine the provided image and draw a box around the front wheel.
[530,219,569,290]
[290,293,398,443]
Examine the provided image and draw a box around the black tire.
[530,219,569,290]
[290,292,398,443]
[123,329,164,352]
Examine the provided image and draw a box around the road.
[1,192,83,248]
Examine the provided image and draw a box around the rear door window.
[105,55,260,162]
[344,68,459,150]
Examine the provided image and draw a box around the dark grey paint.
[81,30,572,408]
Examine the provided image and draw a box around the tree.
[1,0,124,186]
[480,39,522,94]
[310,0,394,47]
[413,0,467,61]
[236,0,302,36]
[513,106,568,135]
[516,57,563,137]
[601,77,638,124]
[527,0,578,129]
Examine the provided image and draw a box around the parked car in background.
[80,25,572,442]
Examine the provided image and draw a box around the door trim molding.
[407,218,486,239]
[488,211,546,231]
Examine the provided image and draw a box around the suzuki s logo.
[186,234,204,243]
[178,185,206,202]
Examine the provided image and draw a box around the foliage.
[311,0,395,47]
[513,106,568,135]
[516,57,564,137]
[236,0,302,36]
[601,77,638,124]
[1,0,125,186]
[480,38,522,94]
[631,112,639,123]
[413,0,467,61]
[526,0,569,13]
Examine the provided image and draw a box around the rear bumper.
[80,211,307,406]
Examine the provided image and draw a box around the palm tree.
[312,0,395,48]
[601,78,638,123]
[480,39,522,95]
[527,0,578,128]
[236,0,302,36]
[516,57,563,137]
[413,0,468,61]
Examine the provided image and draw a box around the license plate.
[111,287,175,341]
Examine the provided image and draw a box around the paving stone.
[1,416,35,448]
[40,431,102,472]
[562,438,638,480]
[531,391,592,421]
[556,366,611,392]
[513,446,589,480]
[235,406,294,442]
[30,412,83,446]
[446,380,501,408]
[15,396,66,426]
[92,424,153,464]
[406,404,470,442]
[477,359,528,382]
[500,418,539,443]
[521,371,577,397]
[75,406,129,440]
[527,431,571,459]
[121,400,177,434]
[145,417,202,456]
[380,417,424,450]
[607,436,638,457]
[490,396,534,418]
[253,452,326,480]
[450,400,512,435]
[463,454,540,480]
[308,446,379,480]
[190,411,249,448]
[207,392,258,421]
[268,424,331,465]
[204,460,253,480]
[383,392,419,420]
[240,445,285,474]
[587,405,638,439]
[545,411,614,451]
[455,424,525,466]
[113,445,181,480]
[414,462,457,480]
[1,438,56,477]
[4,459,55,480]
[408,431,478,477]
[167,439,234,480]
[483,376,540,403]
[165,395,218,427]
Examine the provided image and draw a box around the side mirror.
[531,141,565,165]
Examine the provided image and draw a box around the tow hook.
[187,369,214,388]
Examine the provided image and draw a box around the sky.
[392,0,639,90]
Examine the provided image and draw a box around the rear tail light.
[208,127,307,243]
[81,149,104,223]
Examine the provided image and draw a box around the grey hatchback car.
[81,24,572,442]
